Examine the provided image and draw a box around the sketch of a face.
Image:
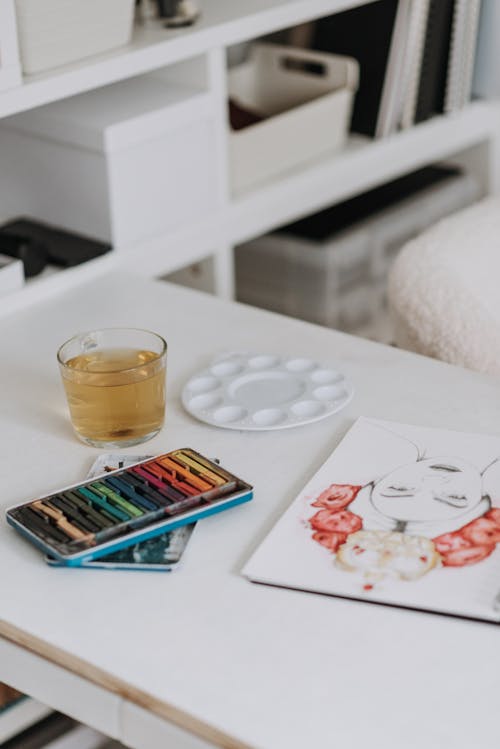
[370,458,482,523]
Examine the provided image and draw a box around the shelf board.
[0,214,224,316]
[229,100,500,244]
[0,103,497,296]
[0,0,369,119]
[0,253,117,320]
[117,213,223,277]
[0,697,53,743]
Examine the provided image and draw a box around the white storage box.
[14,0,135,75]
[228,44,359,194]
[235,228,374,329]
[0,74,218,248]
[235,168,480,332]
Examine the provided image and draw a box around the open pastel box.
[6,449,253,566]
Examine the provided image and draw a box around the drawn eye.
[388,486,410,492]
[434,492,468,507]
[430,464,460,473]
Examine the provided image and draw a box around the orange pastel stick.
[157,457,212,491]
[144,462,200,496]
[34,501,90,541]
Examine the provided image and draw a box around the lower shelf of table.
[0,695,53,743]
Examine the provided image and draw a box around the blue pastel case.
[6,449,252,566]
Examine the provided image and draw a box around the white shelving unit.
[0,0,499,308]
[0,696,53,744]
[0,0,368,119]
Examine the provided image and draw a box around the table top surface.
[1,271,500,749]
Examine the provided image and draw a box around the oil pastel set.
[46,454,196,571]
[7,449,252,566]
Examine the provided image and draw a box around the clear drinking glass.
[57,328,167,448]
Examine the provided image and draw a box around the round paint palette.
[181,353,354,431]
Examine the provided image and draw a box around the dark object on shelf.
[0,232,48,278]
[157,0,200,27]
[0,684,23,711]
[229,98,266,131]
[415,0,455,122]
[312,0,399,137]
[156,0,178,14]
[2,712,76,749]
[283,165,462,240]
[0,219,111,275]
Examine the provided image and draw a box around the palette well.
[6,449,252,566]
[182,353,354,430]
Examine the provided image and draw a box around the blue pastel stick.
[122,473,170,507]
[105,476,157,512]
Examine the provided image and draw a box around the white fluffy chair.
[388,195,500,375]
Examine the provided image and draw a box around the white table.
[1,271,500,749]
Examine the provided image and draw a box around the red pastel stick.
[131,466,184,502]
[144,462,200,496]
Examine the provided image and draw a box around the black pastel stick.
[47,496,100,533]
[123,472,172,507]
[63,490,115,528]
[16,506,70,543]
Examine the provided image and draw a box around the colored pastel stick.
[17,506,70,543]
[47,497,99,534]
[161,476,236,514]
[91,482,144,518]
[33,500,91,542]
[180,450,236,484]
[55,496,101,533]
[157,457,212,491]
[77,486,129,523]
[159,460,237,501]
[142,462,198,497]
[63,491,115,528]
[105,476,157,512]
[123,473,171,507]
[143,466,190,502]
[131,465,187,502]
[171,452,226,486]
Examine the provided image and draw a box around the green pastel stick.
[91,482,144,518]
[77,486,129,523]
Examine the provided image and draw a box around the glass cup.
[57,328,167,448]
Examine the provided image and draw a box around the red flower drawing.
[312,531,346,553]
[310,508,362,534]
[311,484,362,511]
[308,483,500,571]
[308,485,363,557]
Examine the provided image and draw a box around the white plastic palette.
[181,353,354,431]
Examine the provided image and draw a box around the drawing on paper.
[307,425,500,586]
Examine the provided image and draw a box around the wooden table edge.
[0,620,253,749]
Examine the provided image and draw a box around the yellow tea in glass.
[58,328,167,447]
